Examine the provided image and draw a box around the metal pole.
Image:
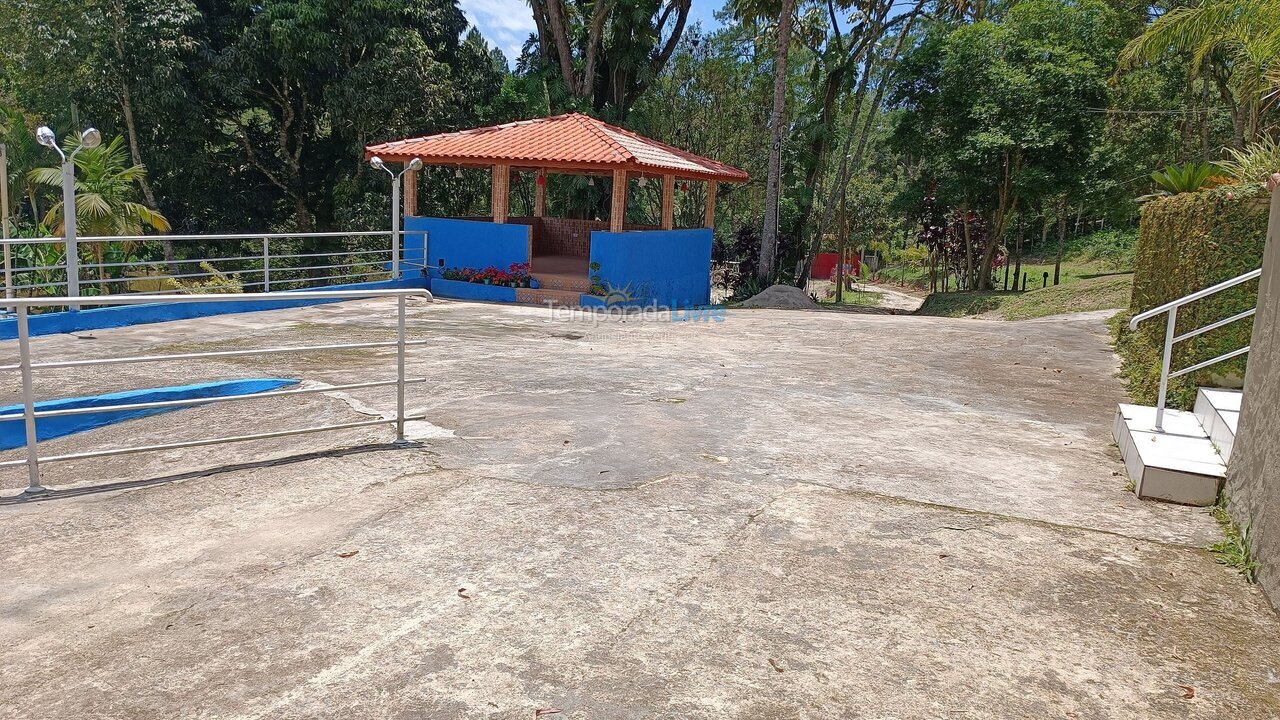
[1155,306,1177,432]
[17,306,44,493]
[1,143,12,305]
[62,159,79,309]
[391,173,401,280]
[262,238,271,292]
[395,293,406,442]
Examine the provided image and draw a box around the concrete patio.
[2,298,1278,718]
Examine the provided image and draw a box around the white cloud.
[458,0,536,65]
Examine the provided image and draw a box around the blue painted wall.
[428,278,518,303]
[0,277,429,340]
[588,229,713,308]
[0,378,297,450]
[403,217,530,278]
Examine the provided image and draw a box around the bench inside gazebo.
[364,113,748,308]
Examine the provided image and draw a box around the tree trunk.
[1053,198,1067,285]
[961,211,974,290]
[758,0,795,282]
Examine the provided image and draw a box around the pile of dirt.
[738,284,819,309]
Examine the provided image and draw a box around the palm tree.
[0,106,47,226]
[732,0,796,282]
[30,135,169,293]
[1118,0,1280,147]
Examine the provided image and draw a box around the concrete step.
[1194,388,1241,464]
[532,272,591,292]
[516,287,584,307]
[1113,403,1225,506]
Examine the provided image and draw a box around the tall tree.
[193,0,471,231]
[1118,0,1280,148]
[892,0,1121,289]
[740,0,797,281]
[527,0,693,119]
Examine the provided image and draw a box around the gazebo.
[363,113,748,308]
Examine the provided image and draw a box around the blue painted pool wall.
[0,277,428,340]
[428,278,518,303]
[0,378,298,450]
[588,229,712,308]
[403,217,530,279]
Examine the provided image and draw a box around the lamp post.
[370,156,423,280]
[35,126,100,308]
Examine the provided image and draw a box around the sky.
[458,0,727,66]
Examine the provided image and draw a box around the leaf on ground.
[534,708,562,717]
[336,550,359,558]
[457,587,471,600]
[1178,684,1195,699]
[768,658,784,673]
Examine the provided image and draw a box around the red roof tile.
[364,113,748,183]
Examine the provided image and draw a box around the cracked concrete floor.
[1,298,1278,719]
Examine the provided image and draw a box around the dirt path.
[1,300,1276,718]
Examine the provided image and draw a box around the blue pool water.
[0,378,299,450]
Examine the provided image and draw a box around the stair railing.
[1129,267,1262,432]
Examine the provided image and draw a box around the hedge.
[1115,183,1269,409]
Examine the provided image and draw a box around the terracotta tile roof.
[364,113,748,183]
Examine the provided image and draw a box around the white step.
[1113,403,1225,506]
[1194,388,1241,464]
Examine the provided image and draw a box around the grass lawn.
[817,286,882,308]
[916,273,1133,320]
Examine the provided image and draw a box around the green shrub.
[1114,183,1268,407]
[1066,228,1137,270]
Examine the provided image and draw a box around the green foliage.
[917,273,1132,319]
[1220,136,1280,184]
[1065,228,1136,269]
[1115,183,1268,407]
[891,0,1125,288]
[1117,0,1280,135]
[30,135,169,237]
[1150,161,1226,194]
[1211,498,1259,583]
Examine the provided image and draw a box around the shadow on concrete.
[0,441,424,505]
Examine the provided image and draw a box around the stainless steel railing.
[1128,268,1261,432]
[0,230,400,308]
[0,288,431,495]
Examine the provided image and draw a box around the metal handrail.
[1129,267,1261,432]
[1128,268,1262,329]
[0,230,402,303]
[3,288,431,495]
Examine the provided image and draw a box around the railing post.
[17,306,45,494]
[1155,306,1177,432]
[395,293,406,443]
[262,238,271,292]
[62,159,79,310]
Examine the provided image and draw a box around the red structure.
[811,252,860,279]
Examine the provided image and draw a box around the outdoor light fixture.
[35,126,57,151]
[638,176,647,187]
[588,177,595,186]
[370,155,423,281]
[455,167,462,178]
[34,123,102,307]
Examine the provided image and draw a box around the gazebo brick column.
[404,170,418,217]
[491,164,510,223]
[704,180,718,229]
[610,169,628,233]
[661,175,675,230]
